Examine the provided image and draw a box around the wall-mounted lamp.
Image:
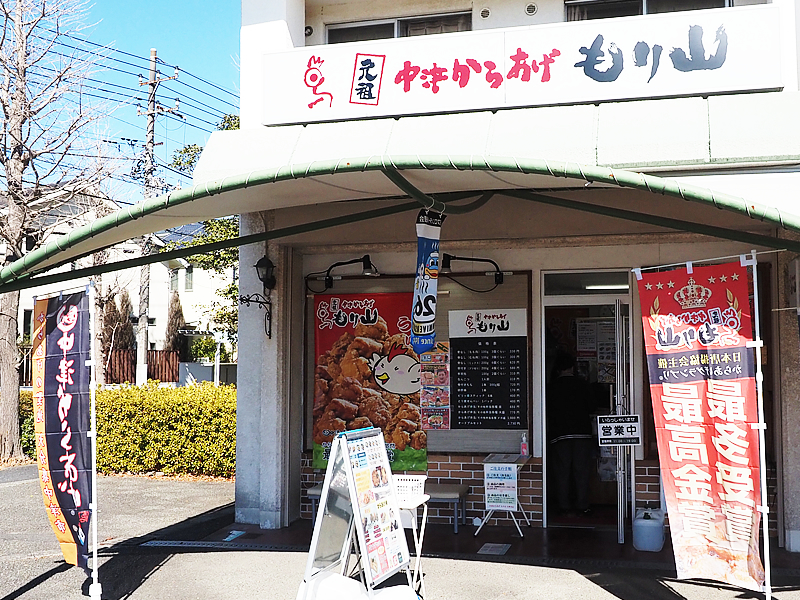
[239,256,276,338]
[441,253,504,284]
[255,256,277,291]
[321,254,379,290]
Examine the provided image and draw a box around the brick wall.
[302,453,777,536]
[301,452,544,527]
[634,460,779,537]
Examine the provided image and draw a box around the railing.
[19,345,32,387]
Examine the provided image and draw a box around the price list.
[450,336,528,429]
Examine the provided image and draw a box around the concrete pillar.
[240,0,305,128]
[777,232,800,550]
[235,211,292,528]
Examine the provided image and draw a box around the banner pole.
[87,282,102,600]
[746,250,772,600]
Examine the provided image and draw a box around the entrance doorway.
[542,272,633,541]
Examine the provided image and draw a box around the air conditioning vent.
[479,7,491,19]
[525,2,538,15]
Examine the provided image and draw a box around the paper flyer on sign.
[420,342,450,430]
[637,261,764,591]
[484,463,518,511]
[346,433,408,584]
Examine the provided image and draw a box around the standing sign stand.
[87,283,102,600]
[474,453,531,537]
[745,251,773,600]
[298,428,418,600]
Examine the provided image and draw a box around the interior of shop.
[545,304,621,528]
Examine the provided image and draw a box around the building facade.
[9,0,800,553]
[193,0,800,550]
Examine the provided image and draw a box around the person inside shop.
[547,351,597,516]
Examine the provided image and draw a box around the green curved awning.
[2,155,797,288]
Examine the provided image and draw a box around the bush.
[190,337,231,363]
[96,382,236,477]
[19,390,34,458]
[18,383,236,477]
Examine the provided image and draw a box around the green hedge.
[19,390,34,458]
[19,383,236,477]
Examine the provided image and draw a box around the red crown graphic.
[673,278,712,309]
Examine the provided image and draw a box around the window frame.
[325,11,472,44]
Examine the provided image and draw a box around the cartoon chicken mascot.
[369,344,421,396]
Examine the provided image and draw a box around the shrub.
[190,337,231,363]
[18,383,236,477]
[96,382,236,477]
[19,390,34,458]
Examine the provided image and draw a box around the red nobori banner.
[638,262,764,591]
[32,292,93,570]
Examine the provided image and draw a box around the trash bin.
[632,508,665,552]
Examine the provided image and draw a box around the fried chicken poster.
[637,262,764,591]
[313,293,427,470]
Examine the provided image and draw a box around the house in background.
[13,199,235,385]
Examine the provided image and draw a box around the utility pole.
[135,49,180,385]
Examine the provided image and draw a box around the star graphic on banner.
[708,276,716,284]
[731,273,739,281]
[645,283,652,290]
[667,281,675,288]
[656,282,664,290]
[720,275,728,282]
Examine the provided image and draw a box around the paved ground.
[3,463,800,600]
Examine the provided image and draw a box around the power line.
[59,32,239,100]
[170,78,239,110]
[164,113,212,134]
[49,42,239,109]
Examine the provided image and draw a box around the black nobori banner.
[33,292,92,570]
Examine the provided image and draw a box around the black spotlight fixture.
[323,254,379,290]
[440,253,504,285]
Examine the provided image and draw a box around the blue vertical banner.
[411,209,446,355]
[33,291,92,571]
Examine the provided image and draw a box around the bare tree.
[0,0,115,460]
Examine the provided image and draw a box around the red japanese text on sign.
[638,262,764,591]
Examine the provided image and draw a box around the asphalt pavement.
[4,463,800,600]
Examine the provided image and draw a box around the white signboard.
[345,431,409,585]
[597,415,642,446]
[300,428,411,598]
[484,462,518,511]
[449,308,527,338]
[263,6,782,126]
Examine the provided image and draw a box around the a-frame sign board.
[297,428,417,600]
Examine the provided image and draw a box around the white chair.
[392,474,429,598]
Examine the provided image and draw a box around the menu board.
[345,430,409,586]
[449,309,528,430]
[420,342,450,430]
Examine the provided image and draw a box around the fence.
[105,349,179,384]
[147,350,179,382]
[107,349,136,384]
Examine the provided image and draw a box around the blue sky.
[81,1,241,202]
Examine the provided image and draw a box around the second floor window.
[566,0,728,21]
[327,12,471,44]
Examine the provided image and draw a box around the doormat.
[477,543,511,556]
